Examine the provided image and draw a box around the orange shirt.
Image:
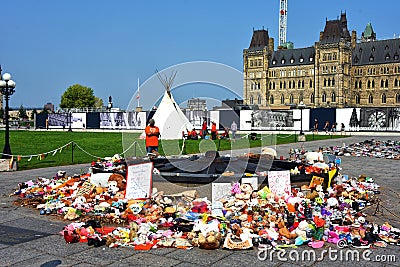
[211,123,217,132]
[145,125,160,147]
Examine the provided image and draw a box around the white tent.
[151,90,193,140]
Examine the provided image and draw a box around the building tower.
[279,0,288,47]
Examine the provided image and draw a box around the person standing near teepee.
[145,119,160,154]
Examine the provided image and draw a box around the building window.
[281,59,285,64]
[310,93,315,104]
[367,80,371,88]
[355,94,361,104]
[290,58,294,63]
[289,94,294,103]
[381,93,387,104]
[372,80,375,88]
[368,94,373,104]
[322,92,327,103]
[300,57,304,63]
[269,82,272,89]
[258,95,262,105]
[369,55,374,62]
[324,79,327,87]
[309,57,313,62]
[359,80,362,89]
[385,53,390,61]
[381,79,384,88]
[280,94,285,104]
[280,81,283,89]
[396,93,400,103]
[385,79,388,88]
[394,54,399,60]
[355,81,358,89]
[299,93,304,102]
[272,60,276,65]
[283,81,286,89]
[250,60,253,67]
[309,79,313,88]
[270,95,274,104]
[395,79,399,87]
[331,92,336,102]
[332,78,335,86]
[250,95,254,104]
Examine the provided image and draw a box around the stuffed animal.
[108,173,126,191]
[295,220,309,238]
[278,219,297,239]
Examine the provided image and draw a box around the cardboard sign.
[125,162,153,199]
[212,182,232,202]
[268,170,291,196]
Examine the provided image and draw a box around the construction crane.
[279,0,288,47]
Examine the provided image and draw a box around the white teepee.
[151,71,193,140]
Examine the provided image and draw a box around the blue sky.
[1,0,399,110]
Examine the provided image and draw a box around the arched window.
[299,93,304,102]
[372,80,375,88]
[359,80,362,89]
[273,82,276,89]
[250,95,254,105]
[385,79,388,88]
[288,82,292,89]
[302,80,305,88]
[381,79,384,88]
[367,80,371,88]
[293,81,296,89]
[298,80,301,88]
[289,94,294,103]
[396,93,400,103]
[368,94,373,104]
[355,81,358,89]
[309,79,313,88]
[269,82,272,89]
[331,92,336,102]
[355,94,361,104]
[381,93,387,103]
[310,93,315,104]
[270,95,274,104]
[322,92,327,102]
[332,78,335,86]
[324,79,327,87]
[258,95,262,105]
[280,81,283,89]
[328,78,331,87]
[283,81,286,89]
[280,94,285,104]
[394,79,398,87]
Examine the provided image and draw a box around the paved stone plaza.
[0,134,399,267]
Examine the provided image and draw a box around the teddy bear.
[108,173,126,192]
[277,218,297,239]
[295,220,309,238]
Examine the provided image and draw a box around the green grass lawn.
[0,130,347,170]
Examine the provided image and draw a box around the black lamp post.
[68,111,72,132]
[298,101,306,135]
[0,70,16,159]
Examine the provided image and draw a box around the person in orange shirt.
[145,119,160,153]
[211,121,217,140]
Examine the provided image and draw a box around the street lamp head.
[7,80,16,88]
[0,80,6,88]
[2,73,11,81]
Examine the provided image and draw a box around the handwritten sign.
[212,183,232,203]
[241,177,258,191]
[268,170,291,196]
[125,162,153,199]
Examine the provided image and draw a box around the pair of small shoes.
[351,238,370,248]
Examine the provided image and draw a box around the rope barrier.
[0,141,73,160]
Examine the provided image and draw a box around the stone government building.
[243,12,400,109]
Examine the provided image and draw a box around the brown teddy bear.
[108,173,126,192]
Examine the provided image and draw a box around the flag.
[136,92,140,99]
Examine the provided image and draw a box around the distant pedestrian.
[211,121,217,140]
[331,122,337,134]
[323,121,330,134]
[230,121,237,139]
[340,123,345,135]
[145,119,160,154]
[201,119,208,139]
[313,119,319,133]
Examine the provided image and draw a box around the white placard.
[268,170,291,197]
[125,162,153,199]
[89,173,112,187]
[212,182,232,203]
[241,177,258,191]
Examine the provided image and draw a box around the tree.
[30,109,37,120]
[60,84,96,109]
[94,96,104,108]
[18,105,29,120]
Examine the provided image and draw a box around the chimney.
[268,38,274,52]
[351,30,357,49]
